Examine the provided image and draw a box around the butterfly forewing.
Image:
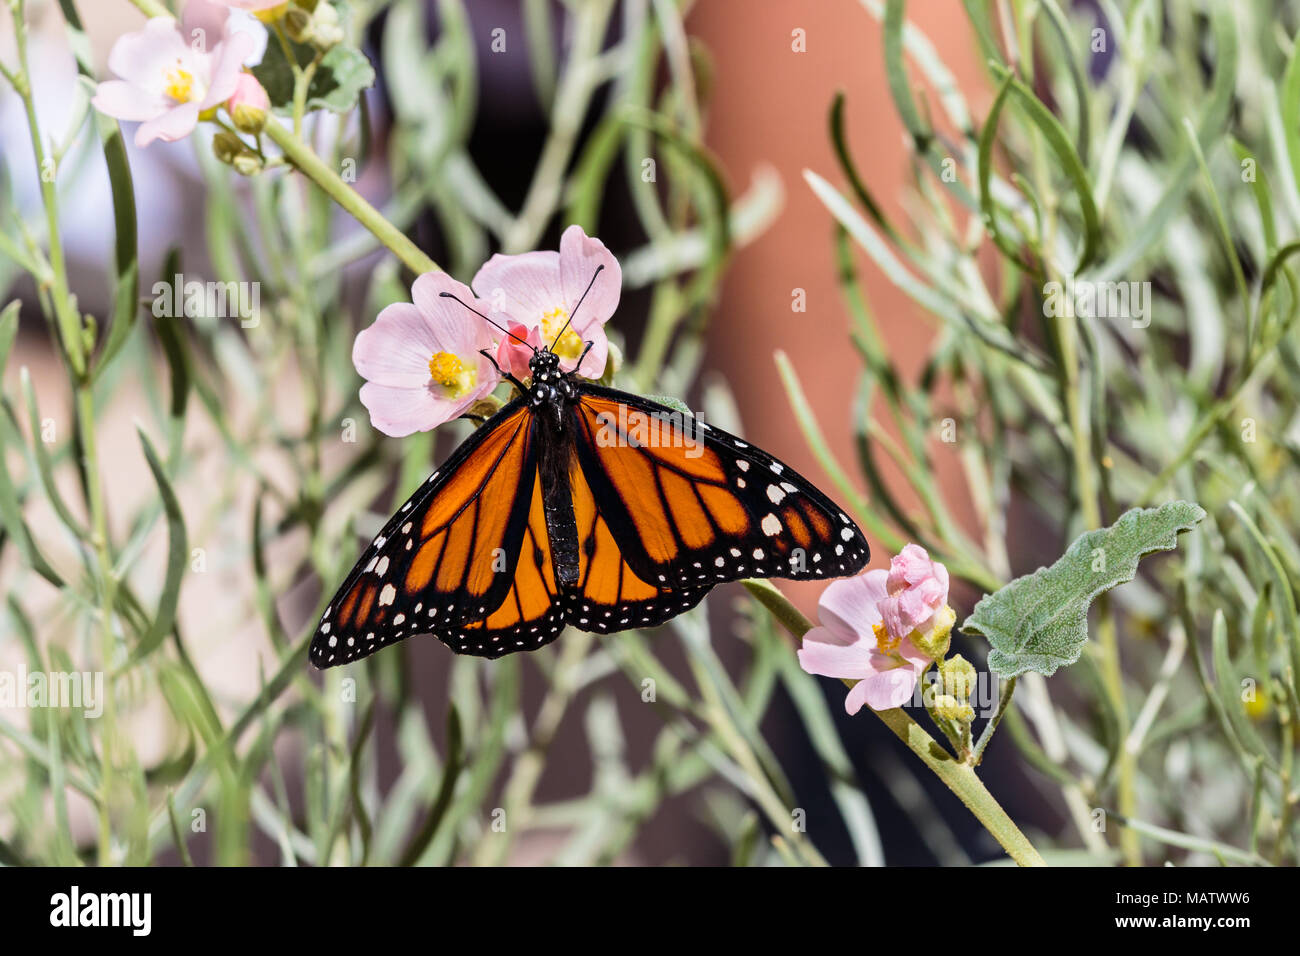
[569,388,870,590]
[309,402,538,667]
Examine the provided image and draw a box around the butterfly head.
[528,347,562,380]
[527,346,581,413]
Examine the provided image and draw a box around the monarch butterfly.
[309,268,869,667]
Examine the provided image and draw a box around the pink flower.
[91,14,255,148]
[797,570,933,714]
[495,322,544,381]
[877,543,949,641]
[471,225,620,380]
[227,73,269,132]
[352,273,501,437]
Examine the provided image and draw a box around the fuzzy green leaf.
[966,502,1206,678]
[644,393,692,415]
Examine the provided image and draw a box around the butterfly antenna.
[550,264,604,351]
[438,291,536,351]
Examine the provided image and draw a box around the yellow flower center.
[872,621,901,655]
[540,307,584,362]
[164,66,195,104]
[428,351,477,398]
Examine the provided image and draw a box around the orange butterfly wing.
[561,452,711,632]
[446,470,568,656]
[569,389,868,590]
[309,402,537,667]
[311,385,870,666]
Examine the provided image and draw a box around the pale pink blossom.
[472,225,620,380]
[878,543,950,641]
[227,73,269,131]
[352,273,500,437]
[91,13,255,148]
[495,321,544,382]
[798,570,933,714]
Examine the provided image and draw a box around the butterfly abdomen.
[538,409,581,587]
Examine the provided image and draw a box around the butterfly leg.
[479,349,529,393]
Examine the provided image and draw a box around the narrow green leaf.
[130,427,188,663]
[153,248,192,420]
[1228,501,1300,683]
[1211,610,1276,771]
[967,502,1206,678]
[19,367,88,538]
[89,111,139,379]
[982,65,1101,273]
[398,704,464,867]
[166,790,196,866]
[1281,23,1300,213]
[0,301,19,369]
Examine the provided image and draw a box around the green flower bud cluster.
[213,132,264,177]
[285,2,344,51]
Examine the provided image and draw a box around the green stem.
[77,384,120,866]
[10,2,84,376]
[742,580,1046,867]
[126,0,171,18]
[293,49,325,138]
[972,675,1016,765]
[263,116,439,275]
[9,0,119,863]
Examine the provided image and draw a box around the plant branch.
[263,116,439,276]
[743,579,1046,866]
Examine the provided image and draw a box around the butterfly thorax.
[523,348,583,585]
[527,349,580,426]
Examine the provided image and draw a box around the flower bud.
[932,693,975,723]
[213,131,264,176]
[213,130,246,165]
[283,6,313,43]
[310,3,344,49]
[231,151,265,177]
[227,74,269,135]
[466,396,504,420]
[939,653,977,701]
[910,604,955,661]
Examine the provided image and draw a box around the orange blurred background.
[691,0,987,612]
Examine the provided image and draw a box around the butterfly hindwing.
[561,451,711,633]
[309,401,538,667]
[569,387,870,589]
[435,468,568,657]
